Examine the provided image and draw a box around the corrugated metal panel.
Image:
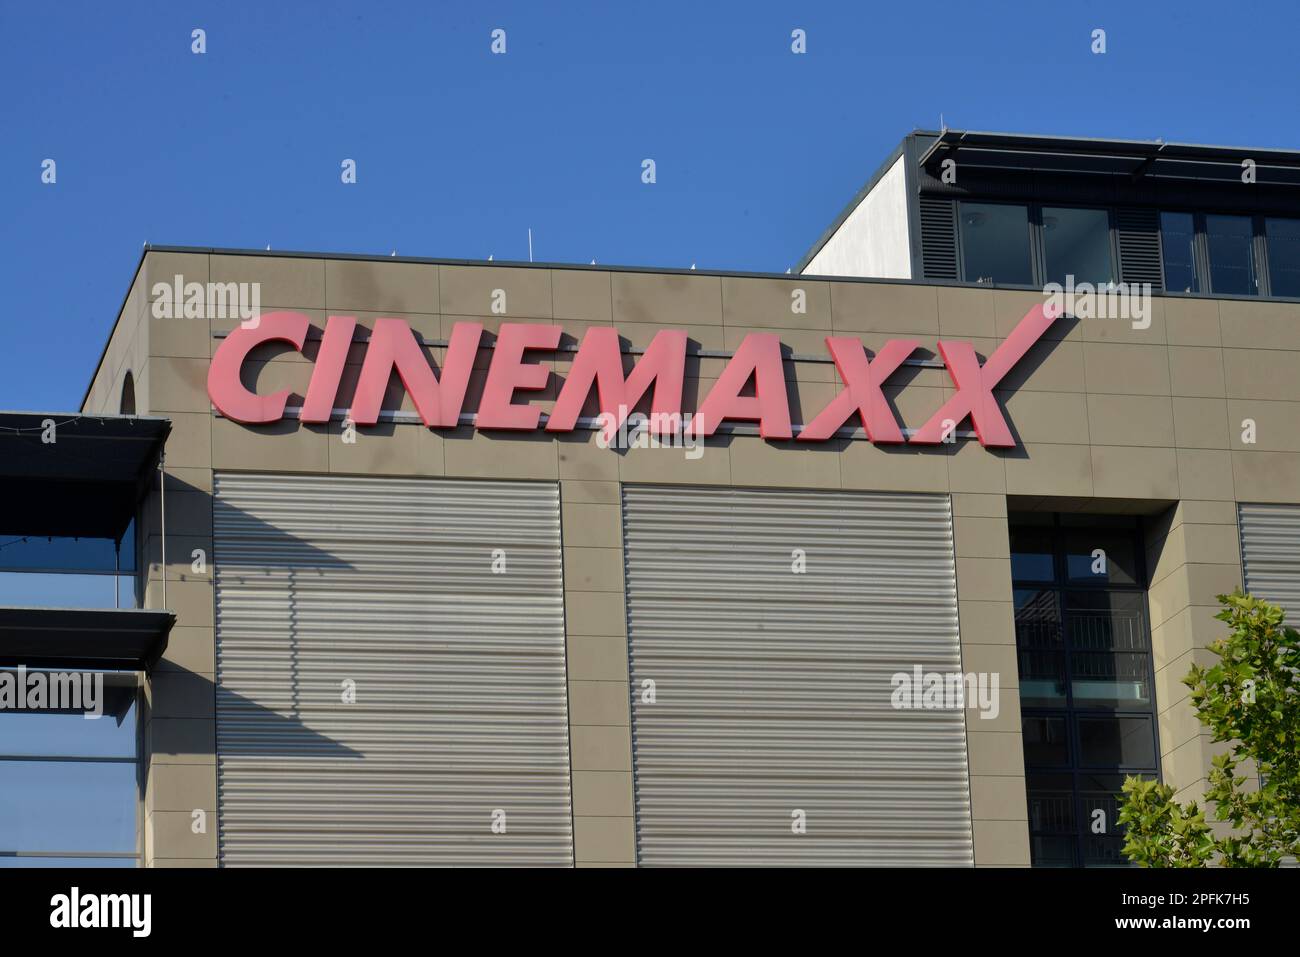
[622,485,972,866]
[1239,503,1300,619]
[920,196,960,280]
[213,473,572,866]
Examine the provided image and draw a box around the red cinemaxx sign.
[207,302,1060,448]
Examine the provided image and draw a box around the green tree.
[1118,590,1300,867]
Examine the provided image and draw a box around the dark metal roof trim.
[0,607,174,671]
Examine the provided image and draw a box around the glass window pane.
[0,761,137,854]
[1042,207,1115,286]
[1027,774,1076,833]
[1010,525,1056,582]
[1063,528,1139,586]
[1029,835,1076,867]
[959,203,1033,285]
[1014,589,1062,647]
[1064,592,1147,651]
[0,572,129,609]
[1077,715,1157,768]
[1205,214,1257,295]
[1161,211,1199,293]
[0,533,130,573]
[0,679,137,757]
[0,856,137,867]
[1070,652,1152,709]
[1023,715,1071,767]
[1265,217,1300,298]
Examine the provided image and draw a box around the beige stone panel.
[721,325,835,359]
[150,356,213,413]
[1176,499,1237,525]
[973,820,1030,866]
[830,281,940,336]
[1172,397,1231,450]
[211,418,330,472]
[326,418,429,476]
[1003,443,1093,497]
[439,265,553,319]
[570,725,633,772]
[1079,296,1166,345]
[564,547,624,593]
[573,816,636,863]
[1168,345,1226,398]
[560,479,620,505]
[556,433,621,483]
[147,718,216,764]
[149,317,212,359]
[565,591,627,638]
[1231,450,1300,501]
[951,492,1008,519]
[144,579,213,629]
[619,440,731,485]
[149,811,218,860]
[562,502,622,549]
[994,289,1072,340]
[567,680,630,726]
[147,761,217,814]
[156,626,215,675]
[1226,398,1300,452]
[1176,448,1236,501]
[1090,445,1179,499]
[946,441,1007,493]
[1218,298,1300,351]
[161,412,213,469]
[960,642,1019,688]
[968,689,1022,734]
[937,285,998,339]
[838,441,950,492]
[999,390,1089,445]
[722,276,831,329]
[572,771,635,817]
[618,321,725,351]
[954,516,1011,559]
[1158,698,1205,759]
[1222,348,1300,401]
[958,600,1015,646]
[147,671,214,720]
[209,254,325,309]
[1082,342,1172,396]
[727,436,842,489]
[144,533,212,583]
[956,557,1013,602]
[612,271,722,326]
[323,258,439,313]
[1155,647,1219,716]
[998,338,1086,394]
[966,730,1027,776]
[566,636,630,682]
[1086,394,1175,447]
[970,775,1029,821]
[1163,297,1221,347]
[442,428,558,479]
[151,858,219,868]
[143,251,211,294]
[552,269,613,323]
[209,310,331,361]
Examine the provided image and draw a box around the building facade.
[39,131,1300,867]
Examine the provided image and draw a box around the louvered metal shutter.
[622,486,971,866]
[1116,207,1164,287]
[1238,503,1300,619]
[213,473,572,866]
[919,196,960,280]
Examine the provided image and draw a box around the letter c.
[207,311,310,422]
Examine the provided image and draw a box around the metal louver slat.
[1238,503,1300,620]
[213,473,571,866]
[1116,207,1164,287]
[622,485,971,866]
[920,196,959,280]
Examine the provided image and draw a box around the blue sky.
[3,0,1297,409]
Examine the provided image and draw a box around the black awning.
[0,412,170,540]
[0,607,174,670]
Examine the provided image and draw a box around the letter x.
[910,302,1060,447]
[798,338,918,442]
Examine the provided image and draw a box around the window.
[1204,214,1258,295]
[1042,207,1115,286]
[959,202,1033,285]
[1265,217,1300,298]
[0,673,139,866]
[1010,513,1160,867]
[0,522,137,609]
[1160,212,1199,293]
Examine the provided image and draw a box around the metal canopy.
[0,412,170,539]
[919,129,1300,187]
[0,607,173,670]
